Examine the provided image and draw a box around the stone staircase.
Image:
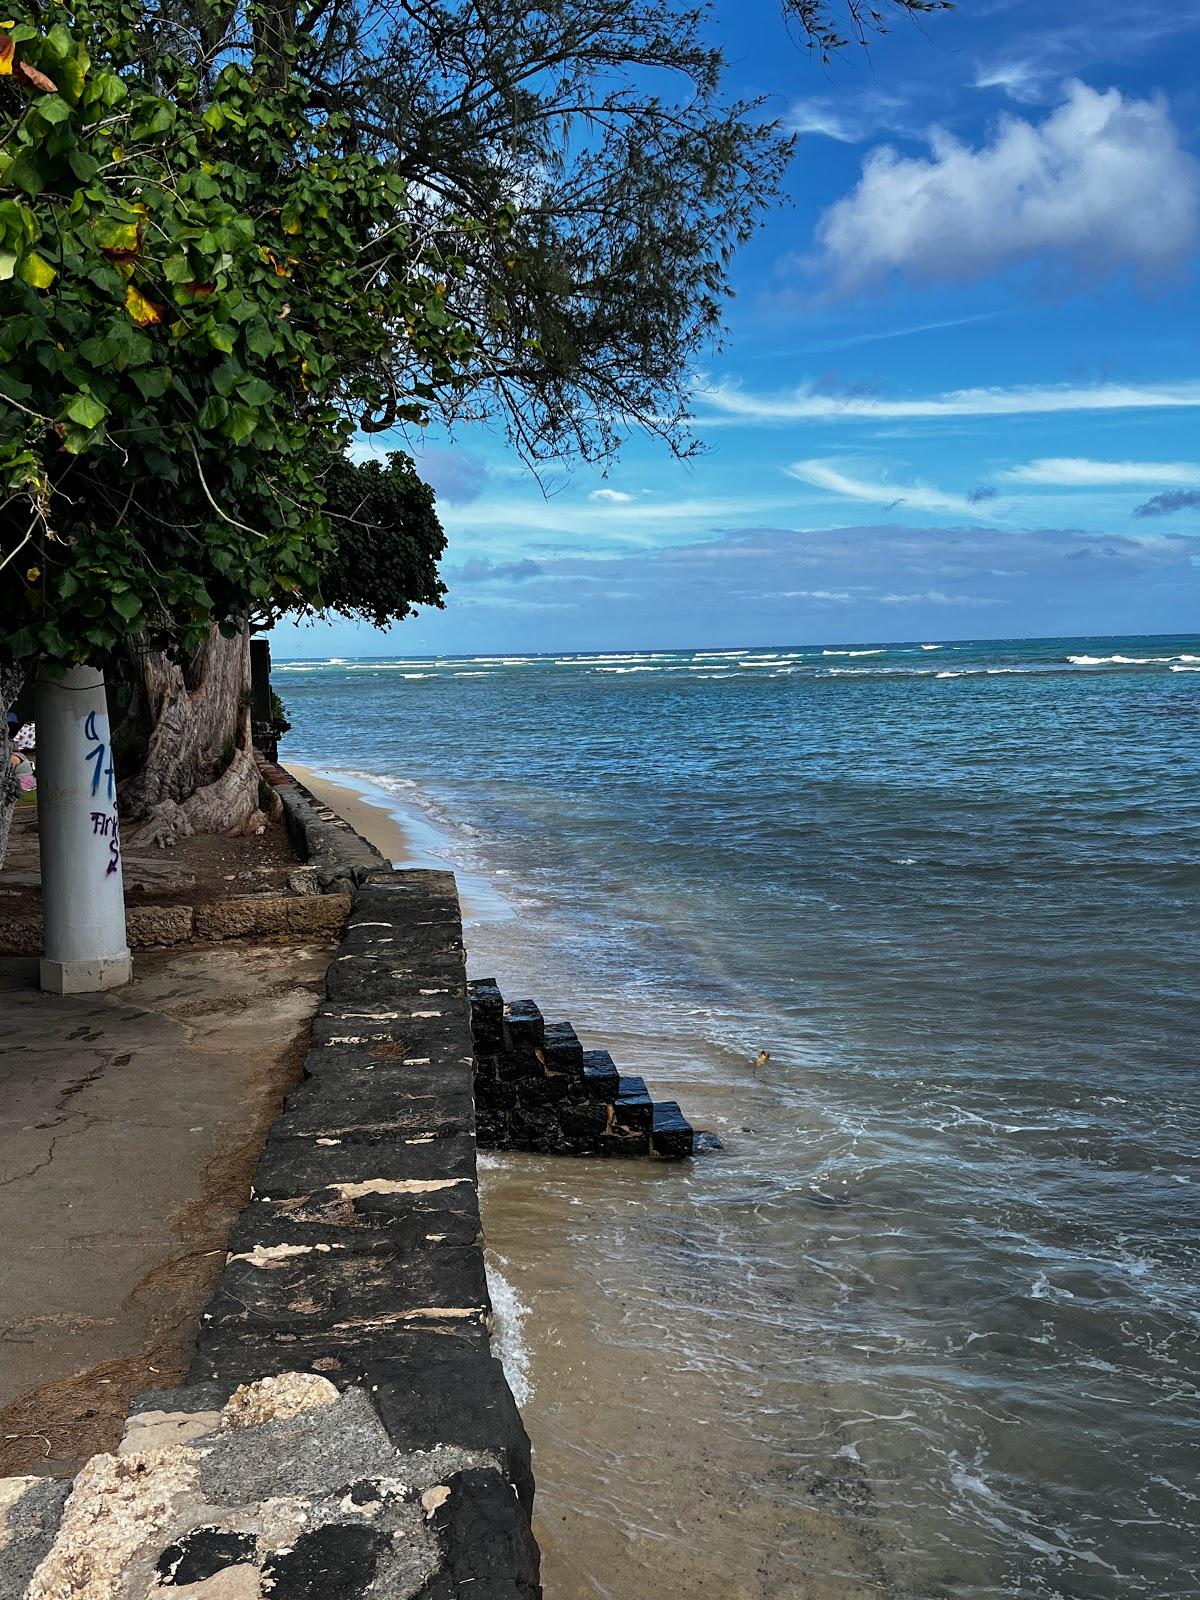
[468,980,695,1160]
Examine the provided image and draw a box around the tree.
[144,0,951,466]
[110,450,446,845]
[316,451,447,628]
[0,0,475,837]
[783,0,953,60]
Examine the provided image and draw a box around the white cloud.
[880,590,1006,607]
[699,378,1200,425]
[1003,457,1200,487]
[815,81,1200,290]
[785,460,991,517]
[787,90,911,145]
[778,589,854,602]
[973,62,1045,103]
[589,488,636,503]
[787,103,861,143]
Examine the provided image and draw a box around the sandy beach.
[286,762,421,866]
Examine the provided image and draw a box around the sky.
[272,0,1200,658]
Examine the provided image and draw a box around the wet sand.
[286,763,422,866]
[290,763,900,1600]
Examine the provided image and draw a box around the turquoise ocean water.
[278,635,1199,1599]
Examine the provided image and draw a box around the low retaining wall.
[0,892,350,954]
[258,757,390,893]
[1,863,541,1597]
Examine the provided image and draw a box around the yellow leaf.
[18,250,56,289]
[124,282,165,325]
[282,215,301,236]
[0,35,13,73]
[95,218,140,260]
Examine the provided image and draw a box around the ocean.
[276,635,1200,1600]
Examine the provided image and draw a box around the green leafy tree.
[315,452,446,629]
[0,0,474,837]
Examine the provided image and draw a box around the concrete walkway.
[0,942,330,1478]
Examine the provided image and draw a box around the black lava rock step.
[468,980,696,1162]
[651,1101,694,1160]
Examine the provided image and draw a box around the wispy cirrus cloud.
[880,589,1006,607]
[1003,458,1200,487]
[452,557,544,584]
[813,82,1200,292]
[785,460,993,517]
[698,378,1200,425]
[786,90,911,144]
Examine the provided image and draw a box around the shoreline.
[286,762,426,867]
[284,761,507,928]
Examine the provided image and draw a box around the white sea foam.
[921,643,942,651]
[1170,665,1200,672]
[484,1255,533,1406]
[1030,1272,1075,1301]
[1067,654,1170,666]
[823,648,884,657]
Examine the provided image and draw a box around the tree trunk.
[118,623,269,849]
[0,665,25,870]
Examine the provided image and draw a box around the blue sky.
[273,0,1200,657]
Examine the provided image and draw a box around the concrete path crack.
[0,1135,58,1191]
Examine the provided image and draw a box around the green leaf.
[33,94,72,126]
[63,392,107,429]
[112,590,142,622]
[0,250,16,282]
[68,149,100,182]
[226,404,259,444]
[245,323,277,360]
[236,376,274,407]
[7,150,46,198]
[196,395,229,429]
[130,367,171,400]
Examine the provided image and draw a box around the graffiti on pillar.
[90,809,121,876]
[83,710,115,801]
[85,711,120,876]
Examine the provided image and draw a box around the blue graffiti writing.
[83,710,114,801]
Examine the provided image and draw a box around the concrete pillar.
[35,665,132,993]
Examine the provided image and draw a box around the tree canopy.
[0,0,476,673]
[316,451,446,630]
[2,0,954,681]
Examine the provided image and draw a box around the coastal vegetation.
[1,0,947,840]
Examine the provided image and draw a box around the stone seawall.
[1,861,541,1598]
